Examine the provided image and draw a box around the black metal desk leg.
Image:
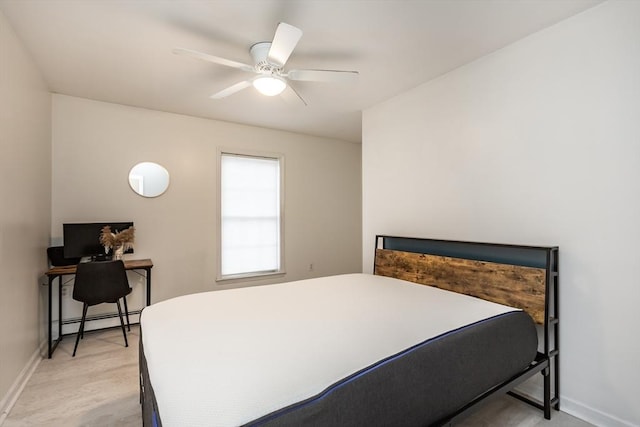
[146,268,151,306]
[48,275,53,358]
[47,274,64,359]
[58,276,63,345]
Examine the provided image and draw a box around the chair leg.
[123,295,131,332]
[73,303,89,357]
[116,300,129,348]
[80,305,85,340]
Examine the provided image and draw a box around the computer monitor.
[63,222,134,259]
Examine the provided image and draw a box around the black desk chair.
[72,260,132,357]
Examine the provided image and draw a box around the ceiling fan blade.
[280,83,307,107]
[174,48,254,72]
[268,23,303,67]
[210,80,252,99]
[287,69,359,83]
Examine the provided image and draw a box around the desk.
[45,259,153,358]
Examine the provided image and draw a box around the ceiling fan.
[174,22,358,105]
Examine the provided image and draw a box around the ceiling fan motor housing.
[250,42,281,74]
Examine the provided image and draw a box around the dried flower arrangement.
[100,225,135,259]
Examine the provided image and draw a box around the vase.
[113,246,124,260]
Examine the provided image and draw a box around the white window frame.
[216,148,285,282]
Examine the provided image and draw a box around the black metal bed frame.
[374,235,559,425]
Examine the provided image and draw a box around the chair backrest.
[73,260,130,306]
[47,246,80,267]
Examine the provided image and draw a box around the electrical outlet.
[61,286,68,297]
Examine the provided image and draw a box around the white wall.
[363,1,639,426]
[0,9,51,415]
[52,95,362,315]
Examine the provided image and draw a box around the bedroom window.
[218,151,284,280]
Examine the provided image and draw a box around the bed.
[139,236,559,426]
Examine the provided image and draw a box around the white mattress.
[141,273,518,427]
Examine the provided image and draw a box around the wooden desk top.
[46,258,153,276]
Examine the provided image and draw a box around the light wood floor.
[4,326,140,427]
[4,326,593,426]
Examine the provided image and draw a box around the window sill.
[216,270,286,284]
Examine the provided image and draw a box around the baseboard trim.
[512,378,542,402]
[0,342,44,426]
[562,396,637,427]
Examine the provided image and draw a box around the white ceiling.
[0,0,602,143]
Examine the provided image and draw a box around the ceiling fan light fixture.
[253,75,286,96]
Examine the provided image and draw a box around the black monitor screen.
[63,222,134,259]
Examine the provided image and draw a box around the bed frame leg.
[542,366,551,419]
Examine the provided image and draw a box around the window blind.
[220,154,281,277]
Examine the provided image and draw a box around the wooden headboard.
[373,236,558,325]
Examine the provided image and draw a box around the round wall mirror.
[128,162,170,197]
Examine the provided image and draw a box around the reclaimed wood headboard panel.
[375,248,546,323]
[373,236,558,325]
